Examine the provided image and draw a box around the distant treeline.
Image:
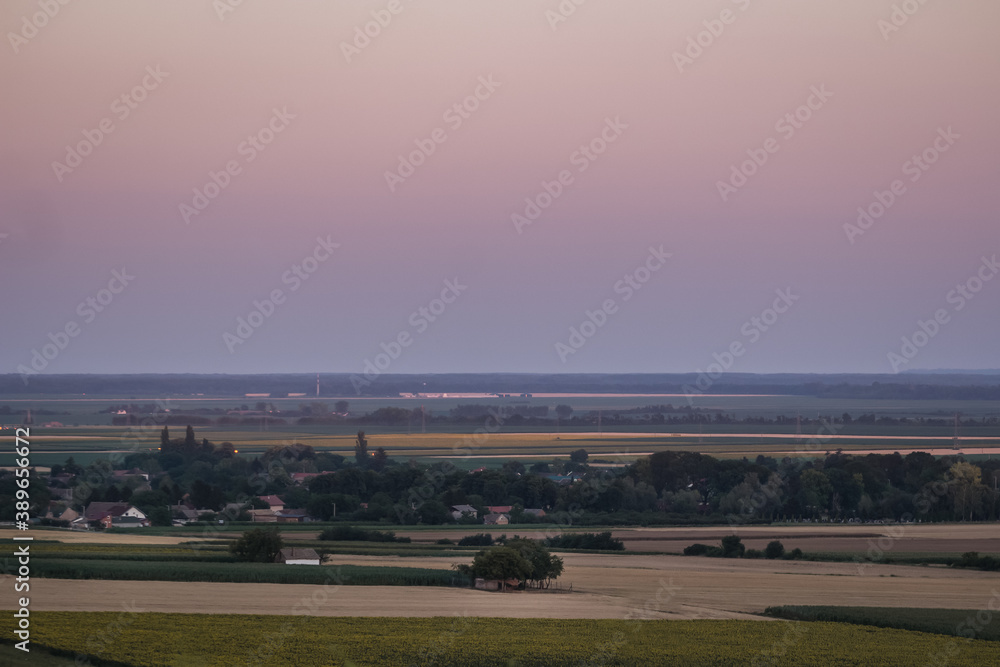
[3,372,1000,400]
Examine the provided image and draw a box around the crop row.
[31,559,469,587]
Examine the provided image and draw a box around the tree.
[765,540,785,560]
[335,400,349,413]
[463,546,533,590]
[949,462,986,521]
[720,534,745,558]
[230,528,283,563]
[555,405,573,420]
[569,448,589,464]
[354,430,369,465]
[160,426,169,447]
[184,425,196,447]
[372,447,389,471]
[506,537,564,588]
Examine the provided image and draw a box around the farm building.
[450,504,478,520]
[524,508,546,518]
[258,495,285,511]
[249,509,278,523]
[486,505,513,514]
[474,577,522,591]
[483,513,509,525]
[83,502,149,527]
[276,548,321,565]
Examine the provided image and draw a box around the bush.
[319,526,410,543]
[544,532,624,551]
[683,543,711,556]
[458,534,494,547]
[765,540,785,559]
[783,548,804,560]
[230,528,283,563]
[721,535,745,558]
[436,538,454,545]
[744,549,764,559]
[954,551,1000,571]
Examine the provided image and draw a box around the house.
[258,495,285,511]
[170,505,200,524]
[275,509,310,523]
[275,548,321,565]
[483,513,509,525]
[112,468,150,482]
[450,504,478,520]
[290,472,320,485]
[486,505,513,514]
[249,509,278,523]
[474,577,521,591]
[84,502,148,527]
[110,516,150,528]
[468,467,487,474]
[524,508,546,518]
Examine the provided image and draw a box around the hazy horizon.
[3,1,998,378]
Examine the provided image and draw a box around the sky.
[1,0,998,378]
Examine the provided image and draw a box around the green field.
[765,606,1000,642]
[29,558,468,587]
[4,613,999,666]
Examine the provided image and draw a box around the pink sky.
[1,0,998,376]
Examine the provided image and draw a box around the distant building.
[483,513,509,525]
[112,468,150,482]
[275,509,311,523]
[290,472,320,485]
[276,548,320,565]
[524,508,546,518]
[84,502,148,527]
[258,495,285,511]
[451,504,478,520]
[249,509,278,523]
[486,505,513,514]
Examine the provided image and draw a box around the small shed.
[275,548,321,565]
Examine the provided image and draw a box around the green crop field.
[765,606,1000,642]
[4,613,999,666]
[30,558,468,587]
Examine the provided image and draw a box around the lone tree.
[230,528,283,563]
[569,448,589,464]
[458,546,533,591]
[185,425,196,447]
[354,430,368,464]
[765,540,785,560]
[555,404,574,420]
[506,537,564,589]
[160,426,169,447]
[335,400,349,413]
